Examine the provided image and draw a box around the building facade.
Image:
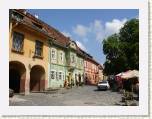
[98,65,104,81]
[9,9,103,94]
[48,37,67,88]
[84,54,101,85]
[9,9,50,94]
[66,41,85,86]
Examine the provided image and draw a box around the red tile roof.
[14,9,70,47]
[12,9,102,67]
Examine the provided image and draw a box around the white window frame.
[80,59,83,66]
[58,71,64,80]
[60,51,64,63]
[51,48,57,60]
[71,54,75,63]
[58,71,62,80]
[50,70,56,80]
[56,72,58,80]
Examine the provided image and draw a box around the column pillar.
[25,68,30,95]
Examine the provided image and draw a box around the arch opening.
[30,65,45,92]
[9,61,26,93]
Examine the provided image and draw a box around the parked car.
[97,80,110,90]
[9,88,14,97]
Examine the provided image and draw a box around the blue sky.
[28,9,138,64]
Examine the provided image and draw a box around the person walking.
[78,74,81,86]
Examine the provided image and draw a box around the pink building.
[84,54,102,85]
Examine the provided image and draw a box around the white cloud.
[105,18,127,36]
[62,31,72,37]
[91,20,105,41]
[72,18,127,42]
[75,41,87,51]
[73,24,89,37]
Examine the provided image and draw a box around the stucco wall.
[9,23,49,94]
[48,46,67,88]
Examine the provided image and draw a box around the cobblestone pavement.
[9,85,139,106]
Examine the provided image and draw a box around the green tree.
[119,19,139,70]
[102,18,139,75]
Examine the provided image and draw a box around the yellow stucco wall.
[9,23,49,93]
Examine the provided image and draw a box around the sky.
[27,9,138,64]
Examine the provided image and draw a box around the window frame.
[34,40,43,58]
[58,71,62,80]
[71,54,75,63]
[51,48,57,61]
[59,51,64,63]
[12,31,24,53]
[50,70,56,80]
[58,71,65,80]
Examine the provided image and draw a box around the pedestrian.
[66,76,69,89]
[85,76,88,85]
[78,74,81,86]
[76,74,79,87]
[81,74,84,86]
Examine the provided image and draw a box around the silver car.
[97,80,110,90]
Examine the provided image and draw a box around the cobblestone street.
[9,85,138,106]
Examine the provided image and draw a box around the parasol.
[121,70,139,79]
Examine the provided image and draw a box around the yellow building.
[9,9,50,94]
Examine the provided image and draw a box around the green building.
[48,38,85,88]
[66,41,84,86]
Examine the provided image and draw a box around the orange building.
[9,9,51,94]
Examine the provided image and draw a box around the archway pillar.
[44,69,48,90]
[20,72,26,93]
[24,68,30,95]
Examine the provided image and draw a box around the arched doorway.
[30,65,45,92]
[9,61,26,93]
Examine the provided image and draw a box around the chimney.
[24,10,27,15]
[34,14,39,19]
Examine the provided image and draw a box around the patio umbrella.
[116,72,124,77]
[121,70,139,79]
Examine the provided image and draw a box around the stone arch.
[9,61,26,93]
[30,65,45,92]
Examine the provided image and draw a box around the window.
[56,72,58,80]
[60,52,64,63]
[80,59,83,66]
[51,70,56,80]
[58,72,65,80]
[12,32,24,52]
[62,73,65,80]
[35,40,43,57]
[51,48,56,60]
[71,54,75,63]
[58,72,62,80]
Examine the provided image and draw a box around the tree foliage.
[102,19,139,75]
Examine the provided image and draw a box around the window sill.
[11,48,24,54]
[33,55,43,59]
